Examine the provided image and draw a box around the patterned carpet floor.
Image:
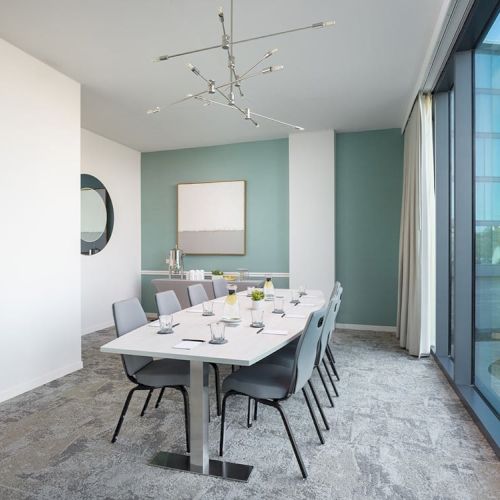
[0,328,498,499]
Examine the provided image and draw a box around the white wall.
[81,129,141,335]
[0,39,82,402]
[289,130,335,297]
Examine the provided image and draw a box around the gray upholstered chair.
[187,283,209,306]
[111,297,190,448]
[212,279,228,299]
[326,282,343,381]
[154,290,222,416]
[219,306,327,479]
[155,290,182,315]
[264,298,341,417]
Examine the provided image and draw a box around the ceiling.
[0,0,448,152]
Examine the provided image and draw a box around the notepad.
[173,340,204,350]
[297,302,321,307]
[262,329,288,336]
[185,309,203,313]
[148,320,160,327]
[283,314,306,319]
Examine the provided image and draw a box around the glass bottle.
[223,284,240,320]
[263,276,275,300]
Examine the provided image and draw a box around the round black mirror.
[81,174,114,255]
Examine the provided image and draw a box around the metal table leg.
[150,361,253,481]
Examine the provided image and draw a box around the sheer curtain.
[397,94,436,357]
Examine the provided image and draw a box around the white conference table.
[101,289,324,481]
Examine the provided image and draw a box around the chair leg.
[155,387,165,408]
[140,389,153,417]
[179,386,190,453]
[111,387,137,443]
[253,400,258,421]
[316,365,335,407]
[273,401,308,479]
[308,380,329,430]
[326,345,339,380]
[323,359,340,397]
[210,363,221,416]
[219,391,234,456]
[247,397,253,428]
[302,388,325,445]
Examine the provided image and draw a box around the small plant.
[212,270,224,276]
[251,289,265,301]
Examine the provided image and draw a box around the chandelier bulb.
[265,48,278,58]
[208,80,216,94]
[245,108,251,120]
[146,107,161,114]
[218,7,224,21]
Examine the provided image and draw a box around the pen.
[281,313,286,318]
[172,323,180,328]
[182,339,205,342]
[256,327,264,334]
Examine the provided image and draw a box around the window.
[449,88,455,359]
[473,11,500,415]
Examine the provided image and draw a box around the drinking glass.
[202,301,214,316]
[273,295,285,314]
[298,285,307,296]
[251,309,264,328]
[209,322,226,344]
[158,314,174,334]
[290,290,300,304]
[247,286,255,297]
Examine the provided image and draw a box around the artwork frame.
[177,180,246,255]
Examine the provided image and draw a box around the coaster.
[250,322,264,328]
[209,338,228,345]
[157,329,173,335]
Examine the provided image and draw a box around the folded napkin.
[262,329,288,336]
[147,320,160,327]
[283,314,306,319]
[173,340,204,350]
[297,302,321,307]
[185,309,203,313]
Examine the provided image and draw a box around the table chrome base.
[150,451,253,482]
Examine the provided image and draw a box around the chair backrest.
[289,306,326,395]
[329,281,342,302]
[155,290,182,316]
[316,298,340,366]
[212,279,228,299]
[187,283,209,306]
[112,297,152,379]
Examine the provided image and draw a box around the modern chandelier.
[148,1,335,131]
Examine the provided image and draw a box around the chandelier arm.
[171,66,282,105]
[154,21,334,61]
[195,96,259,127]
[249,110,304,130]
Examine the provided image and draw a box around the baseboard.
[81,321,114,336]
[337,323,397,333]
[0,360,83,404]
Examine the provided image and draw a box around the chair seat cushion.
[222,363,292,400]
[135,358,190,388]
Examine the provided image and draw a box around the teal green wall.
[141,139,289,312]
[335,129,404,326]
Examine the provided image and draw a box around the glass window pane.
[449,89,455,359]
[474,12,500,415]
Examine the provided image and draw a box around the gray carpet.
[0,328,498,500]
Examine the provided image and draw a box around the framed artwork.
[177,180,246,255]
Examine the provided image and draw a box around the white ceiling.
[0,0,448,152]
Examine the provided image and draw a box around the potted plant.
[212,270,224,280]
[251,289,265,310]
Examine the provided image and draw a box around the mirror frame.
[81,174,114,255]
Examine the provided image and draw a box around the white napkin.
[297,303,320,307]
[283,314,306,319]
[173,340,204,349]
[262,329,288,336]
[185,309,203,313]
